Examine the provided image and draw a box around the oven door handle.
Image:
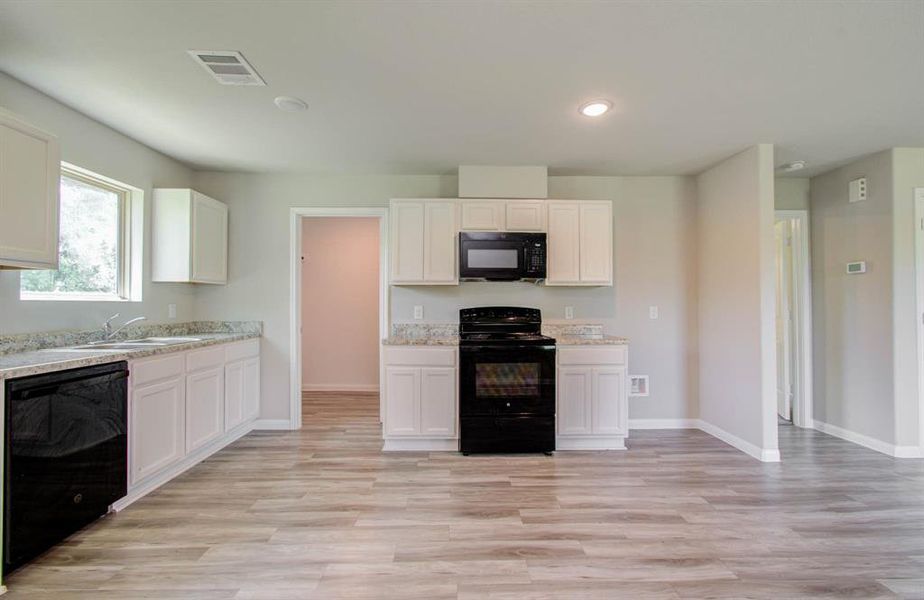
[461,345,556,352]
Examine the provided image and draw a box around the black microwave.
[459,232,546,281]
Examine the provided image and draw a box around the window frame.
[20,163,142,302]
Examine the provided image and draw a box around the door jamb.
[915,189,924,453]
[775,209,813,429]
[289,207,389,430]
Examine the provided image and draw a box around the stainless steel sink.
[51,337,203,351]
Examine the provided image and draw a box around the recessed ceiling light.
[579,100,612,117]
[274,96,308,112]
[777,160,806,173]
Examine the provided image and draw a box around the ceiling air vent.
[188,50,266,86]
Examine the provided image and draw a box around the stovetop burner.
[458,307,556,347]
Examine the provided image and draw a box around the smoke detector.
[188,50,266,86]
[777,160,806,173]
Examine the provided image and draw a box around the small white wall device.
[846,261,867,274]
[849,177,867,203]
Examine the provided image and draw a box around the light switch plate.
[168,303,177,319]
[649,306,659,320]
[564,306,574,320]
[413,305,424,320]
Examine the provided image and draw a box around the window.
[20,165,141,301]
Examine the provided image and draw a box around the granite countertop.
[0,322,261,381]
[381,323,628,346]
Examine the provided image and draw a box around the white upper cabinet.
[460,200,504,231]
[152,189,228,284]
[0,111,60,270]
[505,200,545,232]
[546,200,612,286]
[390,199,457,285]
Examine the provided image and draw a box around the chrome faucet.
[102,313,147,340]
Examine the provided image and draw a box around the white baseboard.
[629,418,699,430]
[556,435,626,450]
[383,438,459,451]
[302,383,379,392]
[251,419,295,430]
[113,419,255,512]
[697,419,780,462]
[813,420,923,458]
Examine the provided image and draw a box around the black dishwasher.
[4,361,128,573]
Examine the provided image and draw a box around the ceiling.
[0,0,922,176]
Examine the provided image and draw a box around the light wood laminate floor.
[4,391,924,599]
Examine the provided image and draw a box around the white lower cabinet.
[185,367,224,453]
[130,377,185,485]
[556,346,628,450]
[124,338,261,506]
[383,346,457,450]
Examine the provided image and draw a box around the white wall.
[301,217,380,390]
[775,177,810,210]
[696,144,779,461]
[0,72,196,334]
[192,172,699,424]
[810,150,895,445]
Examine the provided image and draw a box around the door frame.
[775,210,814,428]
[288,207,389,430]
[915,189,924,453]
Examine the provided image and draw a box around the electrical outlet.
[630,375,650,397]
[413,305,424,320]
[168,303,177,319]
[649,306,659,320]
[564,306,574,320]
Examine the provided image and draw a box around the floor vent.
[188,50,266,86]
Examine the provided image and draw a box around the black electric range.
[458,307,556,454]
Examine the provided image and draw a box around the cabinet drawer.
[186,346,225,372]
[225,338,260,362]
[131,354,184,387]
[384,347,456,367]
[558,346,627,366]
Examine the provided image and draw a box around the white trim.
[290,207,388,431]
[628,418,700,429]
[697,419,781,462]
[302,383,379,392]
[915,188,924,456]
[813,420,922,458]
[556,436,626,450]
[383,438,459,451]
[251,419,295,431]
[113,419,254,511]
[775,210,814,430]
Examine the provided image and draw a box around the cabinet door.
[460,200,504,231]
[420,367,456,436]
[242,356,261,421]
[592,366,627,435]
[224,360,244,432]
[423,201,457,283]
[579,202,612,284]
[557,367,592,435]
[390,201,425,282]
[186,366,224,453]
[505,201,545,232]
[384,367,419,435]
[546,202,581,284]
[0,114,59,269]
[130,377,185,485]
[190,192,228,284]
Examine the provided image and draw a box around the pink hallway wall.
[301,217,380,390]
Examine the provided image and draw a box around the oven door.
[459,345,555,416]
[459,237,525,281]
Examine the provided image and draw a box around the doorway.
[774,210,813,429]
[289,208,389,430]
